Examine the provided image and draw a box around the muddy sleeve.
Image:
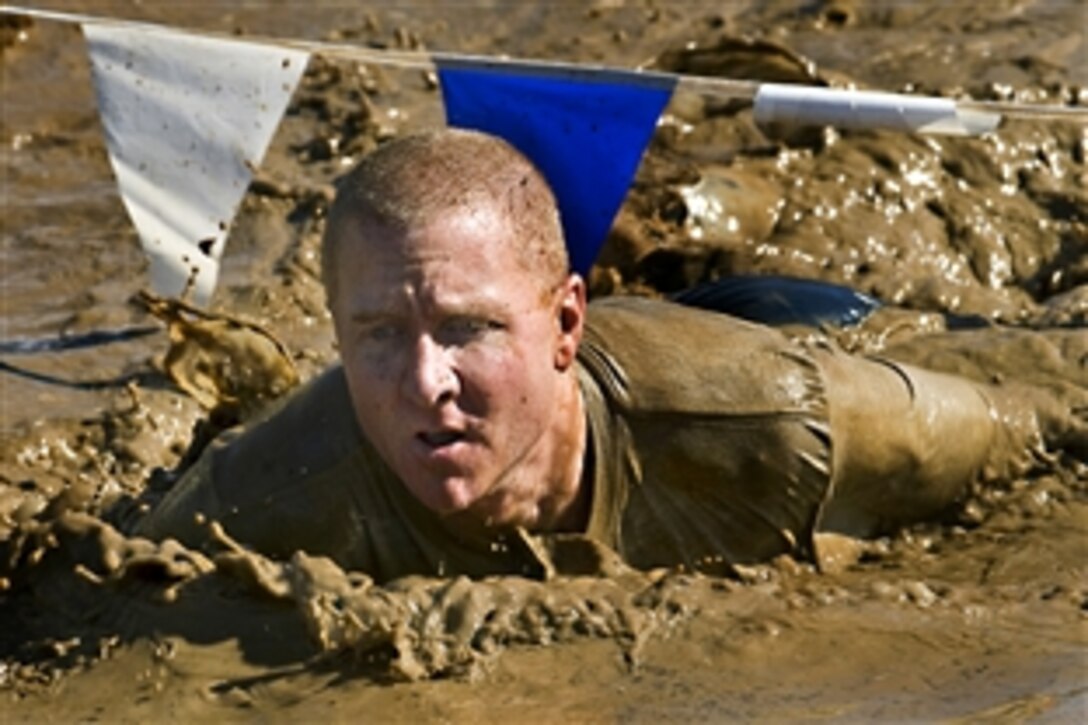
[132,366,385,562]
[131,367,360,550]
[132,447,226,548]
[815,349,1006,536]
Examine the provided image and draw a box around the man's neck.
[545,380,590,532]
[449,373,589,535]
[503,371,588,532]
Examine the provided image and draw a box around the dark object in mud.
[671,276,993,331]
[672,275,882,328]
[0,359,160,392]
[0,326,160,355]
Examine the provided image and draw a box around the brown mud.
[2,1,1086,721]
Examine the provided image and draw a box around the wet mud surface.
[2,1,1087,721]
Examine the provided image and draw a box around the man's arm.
[815,341,1082,537]
[133,442,226,547]
[132,367,365,557]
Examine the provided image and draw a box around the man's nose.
[402,334,460,406]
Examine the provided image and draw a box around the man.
[136,129,1083,581]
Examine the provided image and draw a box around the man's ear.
[554,273,586,371]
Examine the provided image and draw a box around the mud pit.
[2,1,1086,721]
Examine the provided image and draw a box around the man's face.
[330,204,583,526]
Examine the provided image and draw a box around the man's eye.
[441,317,502,341]
[360,322,402,343]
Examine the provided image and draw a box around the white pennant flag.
[82,24,309,303]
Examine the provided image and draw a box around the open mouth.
[418,430,466,448]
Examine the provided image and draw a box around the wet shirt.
[136,297,834,581]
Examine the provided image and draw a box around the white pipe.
[754,84,1002,136]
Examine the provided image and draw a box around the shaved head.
[322,128,568,298]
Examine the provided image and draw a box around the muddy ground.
[1,0,1086,721]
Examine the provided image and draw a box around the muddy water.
[2,0,1087,721]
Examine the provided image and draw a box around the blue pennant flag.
[437,59,676,274]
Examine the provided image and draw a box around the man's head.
[323,129,588,531]
[322,129,568,299]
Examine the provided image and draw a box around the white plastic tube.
[754,83,1002,136]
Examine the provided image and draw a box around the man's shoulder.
[585,294,770,338]
[580,295,822,414]
[214,365,362,487]
[136,365,391,562]
[582,294,792,369]
[146,365,366,527]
